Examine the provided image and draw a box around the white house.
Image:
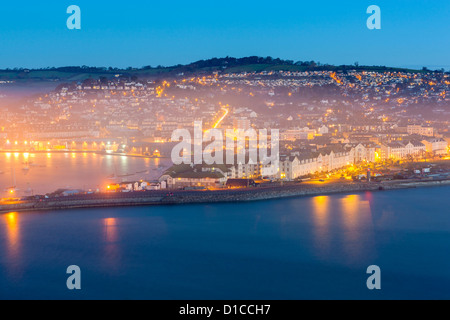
[421,138,448,155]
[380,140,426,160]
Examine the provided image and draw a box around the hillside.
[0,56,433,83]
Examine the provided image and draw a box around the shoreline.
[0,150,169,159]
[1,178,450,214]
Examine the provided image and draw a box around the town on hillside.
[1,59,450,196]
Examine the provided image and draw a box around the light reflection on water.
[0,152,169,195]
[0,186,449,299]
[310,194,377,266]
[311,195,331,259]
[102,218,120,274]
[104,218,118,244]
[2,212,22,279]
[340,194,376,264]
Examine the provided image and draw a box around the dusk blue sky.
[0,1,449,69]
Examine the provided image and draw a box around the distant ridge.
[0,56,444,82]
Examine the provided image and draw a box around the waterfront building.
[159,164,232,189]
[346,142,378,163]
[421,138,448,155]
[380,140,426,160]
[278,145,353,181]
[278,153,318,180]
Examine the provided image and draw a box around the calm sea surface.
[0,152,169,195]
[0,153,450,299]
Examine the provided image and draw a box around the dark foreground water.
[1,187,450,299]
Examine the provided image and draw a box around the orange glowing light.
[330,72,342,84]
[213,108,229,129]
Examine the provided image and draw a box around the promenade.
[1,178,450,214]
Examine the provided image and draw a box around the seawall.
[1,179,450,213]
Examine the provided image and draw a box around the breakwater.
[2,178,450,213]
